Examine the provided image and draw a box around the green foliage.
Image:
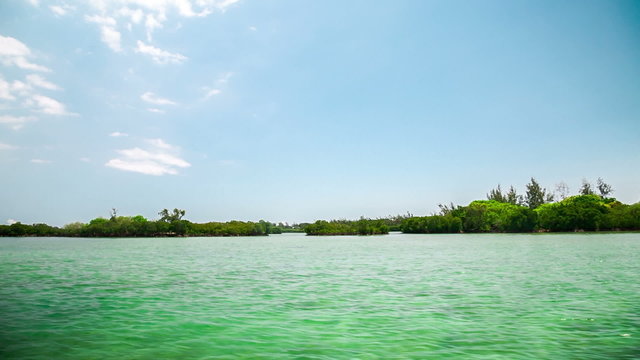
[158,208,186,222]
[524,177,553,209]
[462,200,537,233]
[536,195,608,231]
[602,202,640,230]
[487,185,507,203]
[304,219,389,236]
[401,215,462,233]
[506,186,523,205]
[403,201,535,234]
[188,221,268,236]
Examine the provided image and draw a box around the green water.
[1,233,638,359]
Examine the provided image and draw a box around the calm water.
[1,233,639,359]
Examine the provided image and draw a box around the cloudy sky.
[1,0,639,225]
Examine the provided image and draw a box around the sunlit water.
[1,233,639,359]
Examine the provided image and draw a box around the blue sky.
[1,0,639,226]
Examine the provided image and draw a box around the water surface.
[1,233,639,359]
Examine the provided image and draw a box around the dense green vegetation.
[0,209,278,237]
[2,178,639,237]
[304,219,389,235]
[399,178,640,234]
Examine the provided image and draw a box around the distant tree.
[524,177,552,209]
[110,208,117,221]
[505,186,522,205]
[438,202,458,216]
[580,179,595,195]
[596,177,613,198]
[158,208,186,222]
[487,184,507,203]
[555,182,570,201]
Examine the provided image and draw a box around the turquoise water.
[1,233,639,359]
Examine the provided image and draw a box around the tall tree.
[555,182,570,201]
[506,186,522,205]
[596,177,613,198]
[487,184,506,203]
[158,208,186,222]
[580,179,595,195]
[524,177,552,209]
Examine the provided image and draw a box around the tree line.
[0,208,278,237]
[2,178,638,237]
[398,178,639,234]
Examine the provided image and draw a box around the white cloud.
[215,0,240,12]
[102,26,123,52]
[0,115,37,130]
[50,5,67,16]
[0,35,50,72]
[0,142,17,150]
[6,219,18,225]
[85,15,117,26]
[26,74,61,90]
[119,7,144,24]
[85,16,122,52]
[106,138,191,176]
[144,13,165,41]
[31,159,52,164]
[201,71,232,99]
[146,138,174,150]
[217,71,233,84]
[135,40,187,64]
[147,108,165,113]
[0,74,72,126]
[249,26,257,31]
[141,91,177,105]
[203,88,221,99]
[50,4,75,16]
[80,157,91,162]
[0,77,16,100]
[109,131,129,137]
[30,94,74,115]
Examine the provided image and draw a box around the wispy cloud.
[135,41,187,64]
[0,72,71,128]
[0,77,15,100]
[31,158,52,164]
[29,94,74,115]
[50,4,74,16]
[0,142,17,150]
[0,35,50,72]
[141,91,177,105]
[109,131,129,137]
[0,115,37,130]
[147,108,165,114]
[202,88,221,99]
[216,71,233,84]
[26,74,61,90]
[201,71,232,100]
[106,138,191,176]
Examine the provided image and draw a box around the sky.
[1,0,639,226]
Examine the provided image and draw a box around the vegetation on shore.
[2,178,639,237]
[304,219,389,236]
[0,208,279,238]
[397,178,640,234]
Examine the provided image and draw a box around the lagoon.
[1,233,639,359]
